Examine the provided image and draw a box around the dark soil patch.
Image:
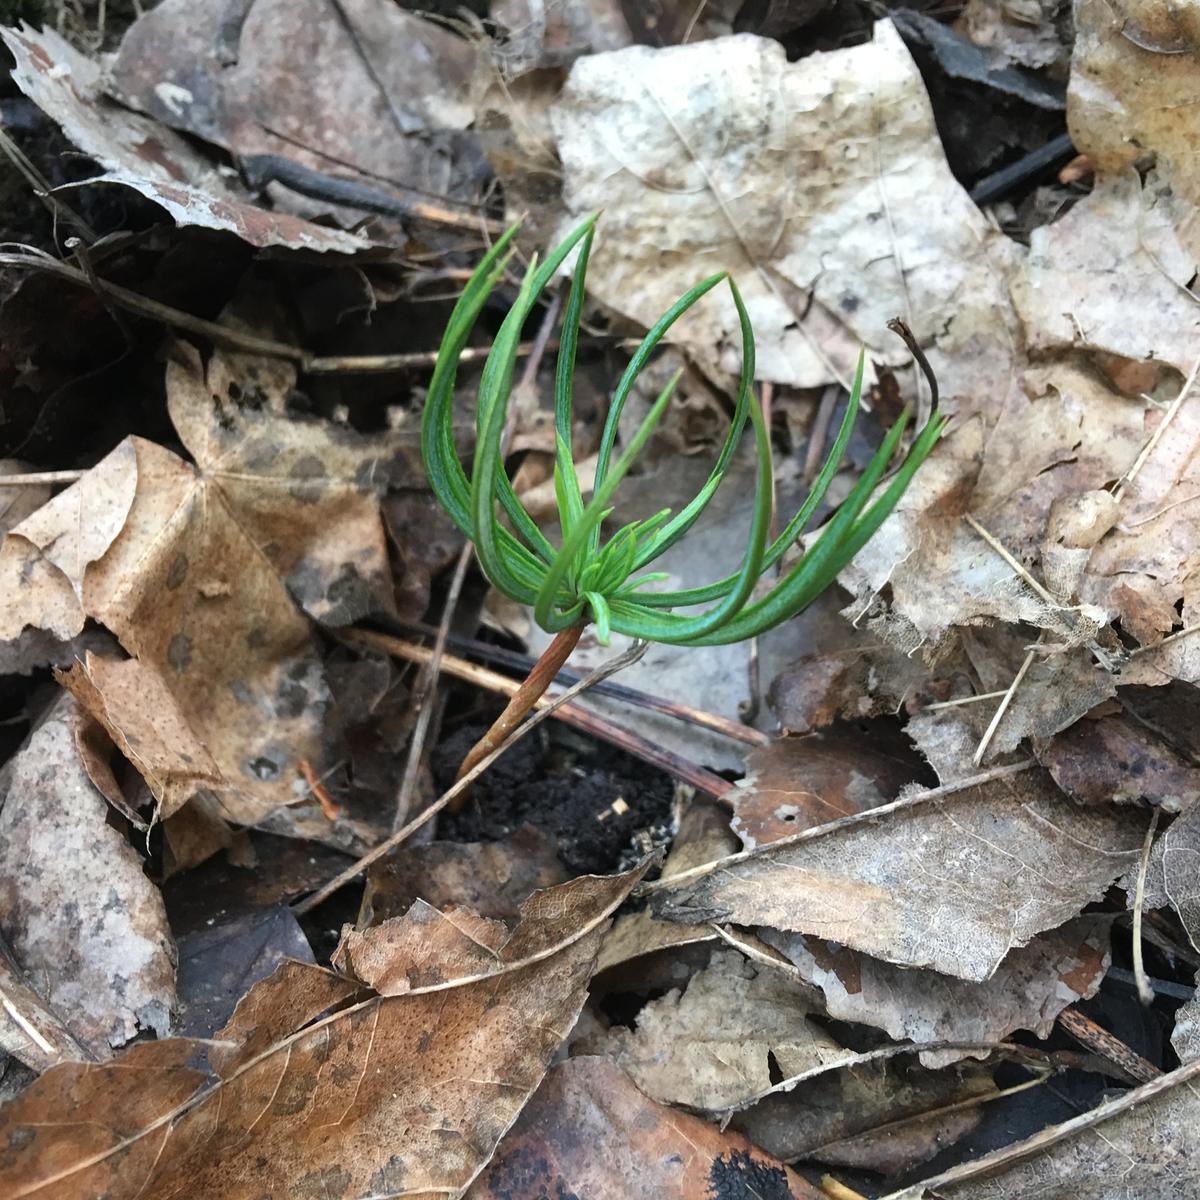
[433,719,677,877]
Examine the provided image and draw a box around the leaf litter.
[1,1,1200,1197]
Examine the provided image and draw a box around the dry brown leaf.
[0,695,175,1057]
[884,1060,1200,1199]
[0,439,138,641]
[166,342,403,626]
[470,1055,826,1200]
[550,23,1016,389]
[0,865,643,1198]
[0,341,413,831]
[761,914,1112,1068]
[1039,713,1200,812]
[729,730,921,848]
[1,434,328,828]
[732,1054,995,1175]
[110,0,484,213]
[362,825,567,925]
[335,867,645,996]
[1,26,368,252]
[57,653,222,823]
[587,948,851,1111]
[1071,0,1200,211]
[594,798,737,985]
[1011,173,1199,372]
[650,768,1146,982]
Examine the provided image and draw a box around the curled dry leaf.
[470,1055,825,1200]
[0,865,644,1199]
[732,1054,995,1174]
[1,26,368,253]
[0,696,175,1057]
[760,914,1112,1068]
[57,653,222,823]
[729,730,922,848]
[651,768,1146,982]
[551,23,1016,388]
[587,949,851,1111]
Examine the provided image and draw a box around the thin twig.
[1112,352,1200,503]
[0,248,544,375]
[393,544,472,831]
[293,640,649,915]
[972,641,1038,766]
[922,689,1008,711]
[1055,1006,1161,1083]
[0,470,86,486]
[1132,808,1161,1006]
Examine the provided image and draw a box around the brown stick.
[449,623,585,809]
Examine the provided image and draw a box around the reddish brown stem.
[449,623,585,809]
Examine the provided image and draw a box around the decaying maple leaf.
[0,342,413,834]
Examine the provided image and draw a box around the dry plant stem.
[0,470,87,486]
[1132,808,1161,1007]
[878,1058,1200,1200]
[392,543,473,830]
[385,620,768,746]
[293,640,648,915]
[340,628,733,797]
[450,622,585,808]
[1055,1006,1161,1083]
[0,250,541,375]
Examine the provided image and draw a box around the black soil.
[433,719,677,877]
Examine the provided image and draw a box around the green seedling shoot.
[422,215,946,789]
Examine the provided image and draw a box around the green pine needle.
[421,216,946,646]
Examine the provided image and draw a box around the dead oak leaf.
[649,768,1146,982]
[0,865,644,1199]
